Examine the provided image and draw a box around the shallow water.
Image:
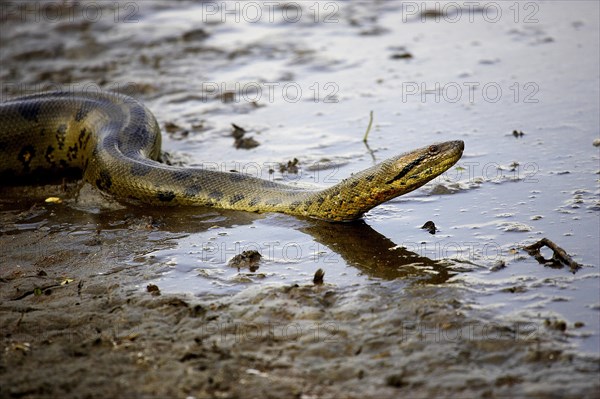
[130,1,600,353]
[1,0,598,357]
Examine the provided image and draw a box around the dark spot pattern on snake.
[18,145,35,172]
[172,169,193,181]
[18,102,41,122]
[184,184,203,197]
[45,145,55,166]
[55,124,67,150]
[67,144,78,162]
[209,191,224,201]
[229,193,245,205]
[96,170,112,191]
[74,105,89,122]
[78,128,91,150]
[228,172,246,182]
[157,191,176,202]
[248,197,261,207]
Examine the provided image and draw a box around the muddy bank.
[2,256,598,398]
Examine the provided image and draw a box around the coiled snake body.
[0,91,464,221]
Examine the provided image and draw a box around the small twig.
[362,110,374,143]
[523,238,582,272]
[313,268,325,285]
[362,110,376,162]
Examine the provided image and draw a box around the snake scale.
[0,91,464,221]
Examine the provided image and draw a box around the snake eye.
[428,145,439,154]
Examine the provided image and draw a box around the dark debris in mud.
[421,220,437,234]
[228,250,262,272]
[523,238,582,271]
[313,268,325,285]
[231,123,260,149]
[279,158,300,174]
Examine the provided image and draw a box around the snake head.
[313,140,464,221]
[385,140,464,190]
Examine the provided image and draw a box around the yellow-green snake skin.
[0,91,464,221]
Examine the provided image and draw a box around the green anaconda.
[0,91,464,221]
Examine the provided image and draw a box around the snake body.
[0,91,464,221]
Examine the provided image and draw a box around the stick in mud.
[523,238,582,271]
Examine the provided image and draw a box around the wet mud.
[1,1,599,398]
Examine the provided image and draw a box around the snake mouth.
[450,140,465,166]
[443,140,464,167]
